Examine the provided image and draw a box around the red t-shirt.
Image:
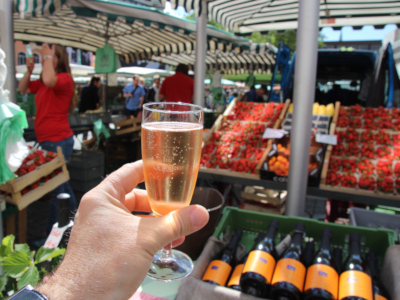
[159,72,194,103]
[29,73,74,143]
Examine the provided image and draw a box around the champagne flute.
[141,102,204,281]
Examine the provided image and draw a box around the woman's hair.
[53,44,78,113]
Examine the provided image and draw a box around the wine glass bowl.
[141,102,204,281]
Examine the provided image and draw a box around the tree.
[250,30,325,52]
[186,13,227,31]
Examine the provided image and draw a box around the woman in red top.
[19,43,77,234]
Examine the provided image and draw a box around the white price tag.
[263,128,286,139]
[316,134,337,145]
[44,220,74,249]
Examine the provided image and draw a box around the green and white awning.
[13,0,277,72]
[160,0,400,34]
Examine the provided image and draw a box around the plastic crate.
[70,177,102,193]
[68,151,104,169]
[214,207,395,264]
[350,207,400,240]
[68,164,104,181]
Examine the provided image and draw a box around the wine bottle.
[304,240,316,268]
[304,228,338,300]
[338,233,373,300]
[333,247,343,273]
[202,229,243,286]
[240,220,279,298]
[365,251,390,300]
[227,232,265,291]
[270,222,306,300]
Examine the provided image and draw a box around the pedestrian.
[123,75,146,118]
[147,74,161,103]
[78,76,101,113]
[243,84,268,102]
[18,43,78,234]
[159,63,194,103]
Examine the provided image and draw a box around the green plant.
[0,235,65,299]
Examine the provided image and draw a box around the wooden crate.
[201,99,290,179]
[0,147,69,210]
[241,186,286,206]
[115,117,141,135]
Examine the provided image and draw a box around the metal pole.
[193,0,207,107]
[286,0,320,216]
[0,0,17,103]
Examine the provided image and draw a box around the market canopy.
[13,0,251,62]
[160,0,400,35]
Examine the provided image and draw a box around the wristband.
[42,55,53,61]
[8,285,48,300]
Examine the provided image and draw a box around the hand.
[26,57,34,74]
[36,160,209,300]
[40,42,55,58]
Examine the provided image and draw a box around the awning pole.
[286,0,320,216]
[0,0,17,103]
[194,0,207,107]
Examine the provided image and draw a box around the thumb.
[154,205,209,249]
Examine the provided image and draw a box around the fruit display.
[0,146,69,209]
[260,136,324,186]
[325,105,400,195]
[200,101,287,175]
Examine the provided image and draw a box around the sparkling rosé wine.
[142,122,203,216]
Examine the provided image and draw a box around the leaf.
[1,236,15,257]
[14,244,30,256]
[17,266,39,290]
[35,247,65,264]
[1,251,31,277]
[0,274,8,291]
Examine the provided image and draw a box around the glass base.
[147,249,194,282]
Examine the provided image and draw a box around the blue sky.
[164,3,398,43]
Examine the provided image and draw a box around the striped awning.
[13,0,251,64]
[160,0,400,34]
[151,43,277,74]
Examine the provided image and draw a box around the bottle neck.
[264,225,278,243]
[292,231,303,245]
[366,257,379,279]
[348,239,361,256]
[320,234,331,250]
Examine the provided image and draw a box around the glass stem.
[161,242,172,260]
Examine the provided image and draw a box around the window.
[33,53,40,64]
[17,52,26,65]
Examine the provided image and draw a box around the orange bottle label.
[227,263,244,287]
[304,264,339,299]
[375,295,388,300]
[202,260,232,286]
[242,250,276,284]
[271,258,306,292]
[338,270,373,300]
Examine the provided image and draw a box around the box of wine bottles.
[176,207,396,300]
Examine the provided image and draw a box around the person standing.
[78,76,101,113]
[123,75,145,117]
[147,74,161,103]
[159,64,194,103]
[243,84,267,102]
[18,43,78,234]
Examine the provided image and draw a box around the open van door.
[367,43,400,108]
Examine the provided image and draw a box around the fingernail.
[190,205,209,228]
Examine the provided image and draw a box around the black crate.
[68,164,104,181]
[70,178,103,193]
[68,151,104,169]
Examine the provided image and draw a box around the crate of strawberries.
[259,135,325,187]
[0,146,69,210]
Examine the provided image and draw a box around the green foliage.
[0,235,65,299]
[185,13,228,31]
[250,30,326,52]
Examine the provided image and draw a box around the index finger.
[99,160,145,203]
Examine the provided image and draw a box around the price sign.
[316,134,337,145]
[44,220,74,249]
[263,128,286,139]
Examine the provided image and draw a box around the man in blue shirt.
[243,84,268,102]
[123,75,146,117]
